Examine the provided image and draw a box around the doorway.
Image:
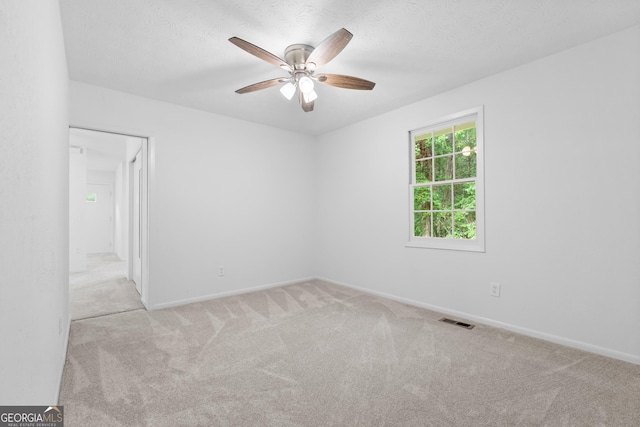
[68,127,150,318]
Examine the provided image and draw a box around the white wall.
[0,1,70,404]
[69,148,87,272]
[114,161,124,258]
[114,161,126,260]
[315,25,640,363]
[85,170,115,254]
[69,82,316,308]
[87,169,115,185]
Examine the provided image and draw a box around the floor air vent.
[439,317,475,329]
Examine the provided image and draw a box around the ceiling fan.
[229,28,375,112]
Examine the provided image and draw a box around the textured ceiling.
[59,0,640,136]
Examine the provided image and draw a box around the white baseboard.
[149,277,317,311]
[55,315,71,404]
[315,276,640,366]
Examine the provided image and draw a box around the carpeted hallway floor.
[69,253,144,320]
[60,280,640,426]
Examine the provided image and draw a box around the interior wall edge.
[55,316,72,404]
[148,276,318,311]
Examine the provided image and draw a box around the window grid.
[408,106,483,251]
[412,126,477,239]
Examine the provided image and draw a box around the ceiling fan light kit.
[279,82,296,100]
[229,28,375,112]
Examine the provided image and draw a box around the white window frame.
[406,106,485,252]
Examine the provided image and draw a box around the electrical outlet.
[218,266,224,277]
[490,282,501,297]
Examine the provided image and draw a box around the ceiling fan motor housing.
[284,44,314,70]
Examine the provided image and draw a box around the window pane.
[415,159,432,183]
[432,184,452,210]
[454,123,476,152]
[432,212,452,238]
[455,153,476,179]
[415,135,432,159]
[407,107,483,250]
[434,131,453,156]
[414,212,431,237]
[414,186,431,210]
[454,182,476,210]
[433,156,453,181]
[454,211,476,239]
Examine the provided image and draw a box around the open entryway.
[68,127,149,319]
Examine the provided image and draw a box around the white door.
[85,183,113,253]
[132,152,142,293]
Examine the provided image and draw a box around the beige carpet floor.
[60,280,640,426]
[69,253,144,320]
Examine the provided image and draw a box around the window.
[408,106,484,252]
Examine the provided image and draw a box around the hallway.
[69,253,144,320]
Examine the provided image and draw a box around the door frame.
[69,124,154,309]
[129,150,142,295]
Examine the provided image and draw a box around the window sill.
[406,238,485,253]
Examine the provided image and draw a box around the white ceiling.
[59,0,640,136]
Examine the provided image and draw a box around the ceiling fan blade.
[301,100,314,112]
[299,90,314,112]
[305,28,353,69]
[316,74,376,90]
[229,37,292,72]
[235,78,286,94]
